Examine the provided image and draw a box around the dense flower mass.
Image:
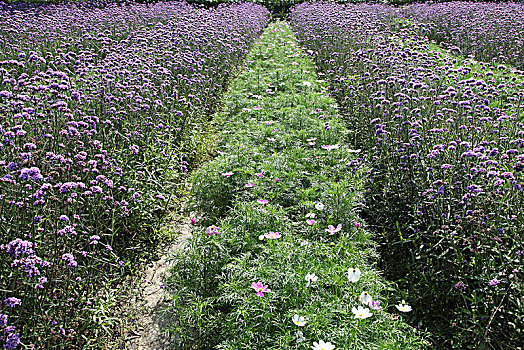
[290,2,523,347]
[0,1,268,347]
[402,2,524,69]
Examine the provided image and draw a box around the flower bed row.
[290,2,523,348]
[165,21,429,349]
[0,1,268,348]
[403,1,524,69]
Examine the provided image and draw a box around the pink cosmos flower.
[254,172,264,177]
[325,224,342,235]
[251,282,271,297]
[355,222,361,228]
[321,144,340,150]
[222,172,234,177]
[257,199,268,205]
[264,231,281,239]
[306,219,316,226]
[245,183,255,188]
[275,178,280,183]
[205,225,219,235]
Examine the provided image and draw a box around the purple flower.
[57,226,76,236]
[61,253,77,268]
[129,145,139,155]
[36,277,48,289]
[370,300,382,310]
[23,143,37,150]
[89,235,100,244]
[4,331,20,350]
[1,239,34,258]
[4,297,21,308]
[454,281,467,290]
[19,167,43,181]
[0,314,7,327]
[489,278,500,286]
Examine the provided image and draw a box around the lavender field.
[0,0,522,349]
[403,1,524,69]
[291,1,523,348]
[0,1,267,347]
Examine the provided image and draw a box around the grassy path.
[164,21,429,349]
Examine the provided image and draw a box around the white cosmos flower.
[292,314,306,327]
[348,267,361,283]
[315,202,325,210]
[296,331,305,343]
[312,339,336,350]
[352,305,373,319]
[359,291,373,306]
[395,300,412,312]
[305,273,318,287]
[305,212,316,218]
[303,81,312,87]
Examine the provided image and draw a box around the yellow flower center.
[258,287,263,291]
[359,313,363,317]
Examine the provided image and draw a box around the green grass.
[164,21,430,349]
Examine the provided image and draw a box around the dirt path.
[124,216,192,350]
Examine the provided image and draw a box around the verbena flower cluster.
[0,1,268,347]
[290,2,523,348]
[402,1,524,69]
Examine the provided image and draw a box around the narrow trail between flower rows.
[124,203,193,350]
